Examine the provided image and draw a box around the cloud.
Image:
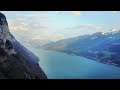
[16,13,49,18]
[8,19,29,31]
[31,34,63,41]
[70,11,81,16]
[55,11,61,14]
[7,14,53,41]
[31,35,48,40]
[0,11,16,14]
[111,11,119,14]
[55,11,81,16]
[8,15,51,33]
[65,24,103,30]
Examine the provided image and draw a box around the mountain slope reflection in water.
[29,47,120,79]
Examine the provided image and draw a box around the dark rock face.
[0,12,7,25]
[0,12,47,79]
[0,47,47,79]
[6,40,13,49]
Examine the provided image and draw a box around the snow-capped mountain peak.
[111,28,118,32]
[109,28,120,34]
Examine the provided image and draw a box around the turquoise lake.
[29,47,120,79]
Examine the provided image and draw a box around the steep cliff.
[0,12,47,79]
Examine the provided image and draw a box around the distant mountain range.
[41,28,120,67]
[19,38,52,48]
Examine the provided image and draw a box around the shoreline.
[41,48,120,68]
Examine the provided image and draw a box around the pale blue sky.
[1,11,120,41]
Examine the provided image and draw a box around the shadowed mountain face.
[41,31,120,67]
[0,12,47,79]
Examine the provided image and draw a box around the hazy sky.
[1,11,120,41]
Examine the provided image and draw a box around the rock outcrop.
[0,12,47,79]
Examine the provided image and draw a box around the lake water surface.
[29,47,120,79]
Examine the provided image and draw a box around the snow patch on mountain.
[91,37,97,40]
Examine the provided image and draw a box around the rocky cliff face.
[0,12,47,79]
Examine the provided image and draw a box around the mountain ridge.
[0,12,47,79]
[41,28,120,67]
